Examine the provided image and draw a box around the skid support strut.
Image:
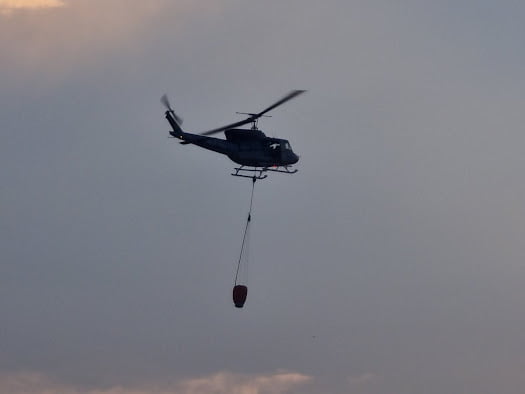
[231,166,267,179]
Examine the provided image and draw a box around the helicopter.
[161,90,305,179]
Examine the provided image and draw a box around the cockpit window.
[284,142,291,150]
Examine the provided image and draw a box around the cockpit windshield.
[284,141,292,150]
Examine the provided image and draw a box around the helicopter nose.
[291,152,300,164]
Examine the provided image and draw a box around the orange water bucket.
[232,285,248,308]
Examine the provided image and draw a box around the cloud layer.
[0,371,312,394]
[0,0,178,83]
[0,0,65,15]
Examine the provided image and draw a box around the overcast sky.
[2,1,525,393]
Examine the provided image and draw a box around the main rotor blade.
[199,89,306,136]
[160,94,183,125]
[255,89,306,117]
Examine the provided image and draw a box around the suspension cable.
[234,176,256,286]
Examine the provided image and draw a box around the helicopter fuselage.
[171,128,299,168]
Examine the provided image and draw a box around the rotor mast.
[235,112,271,130]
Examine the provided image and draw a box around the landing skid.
[231,166,298,179]
[265,166,298,174]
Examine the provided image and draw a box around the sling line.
[234,176,256,286]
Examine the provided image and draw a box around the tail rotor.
[161,94,184,125]
[161,94,185,139]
